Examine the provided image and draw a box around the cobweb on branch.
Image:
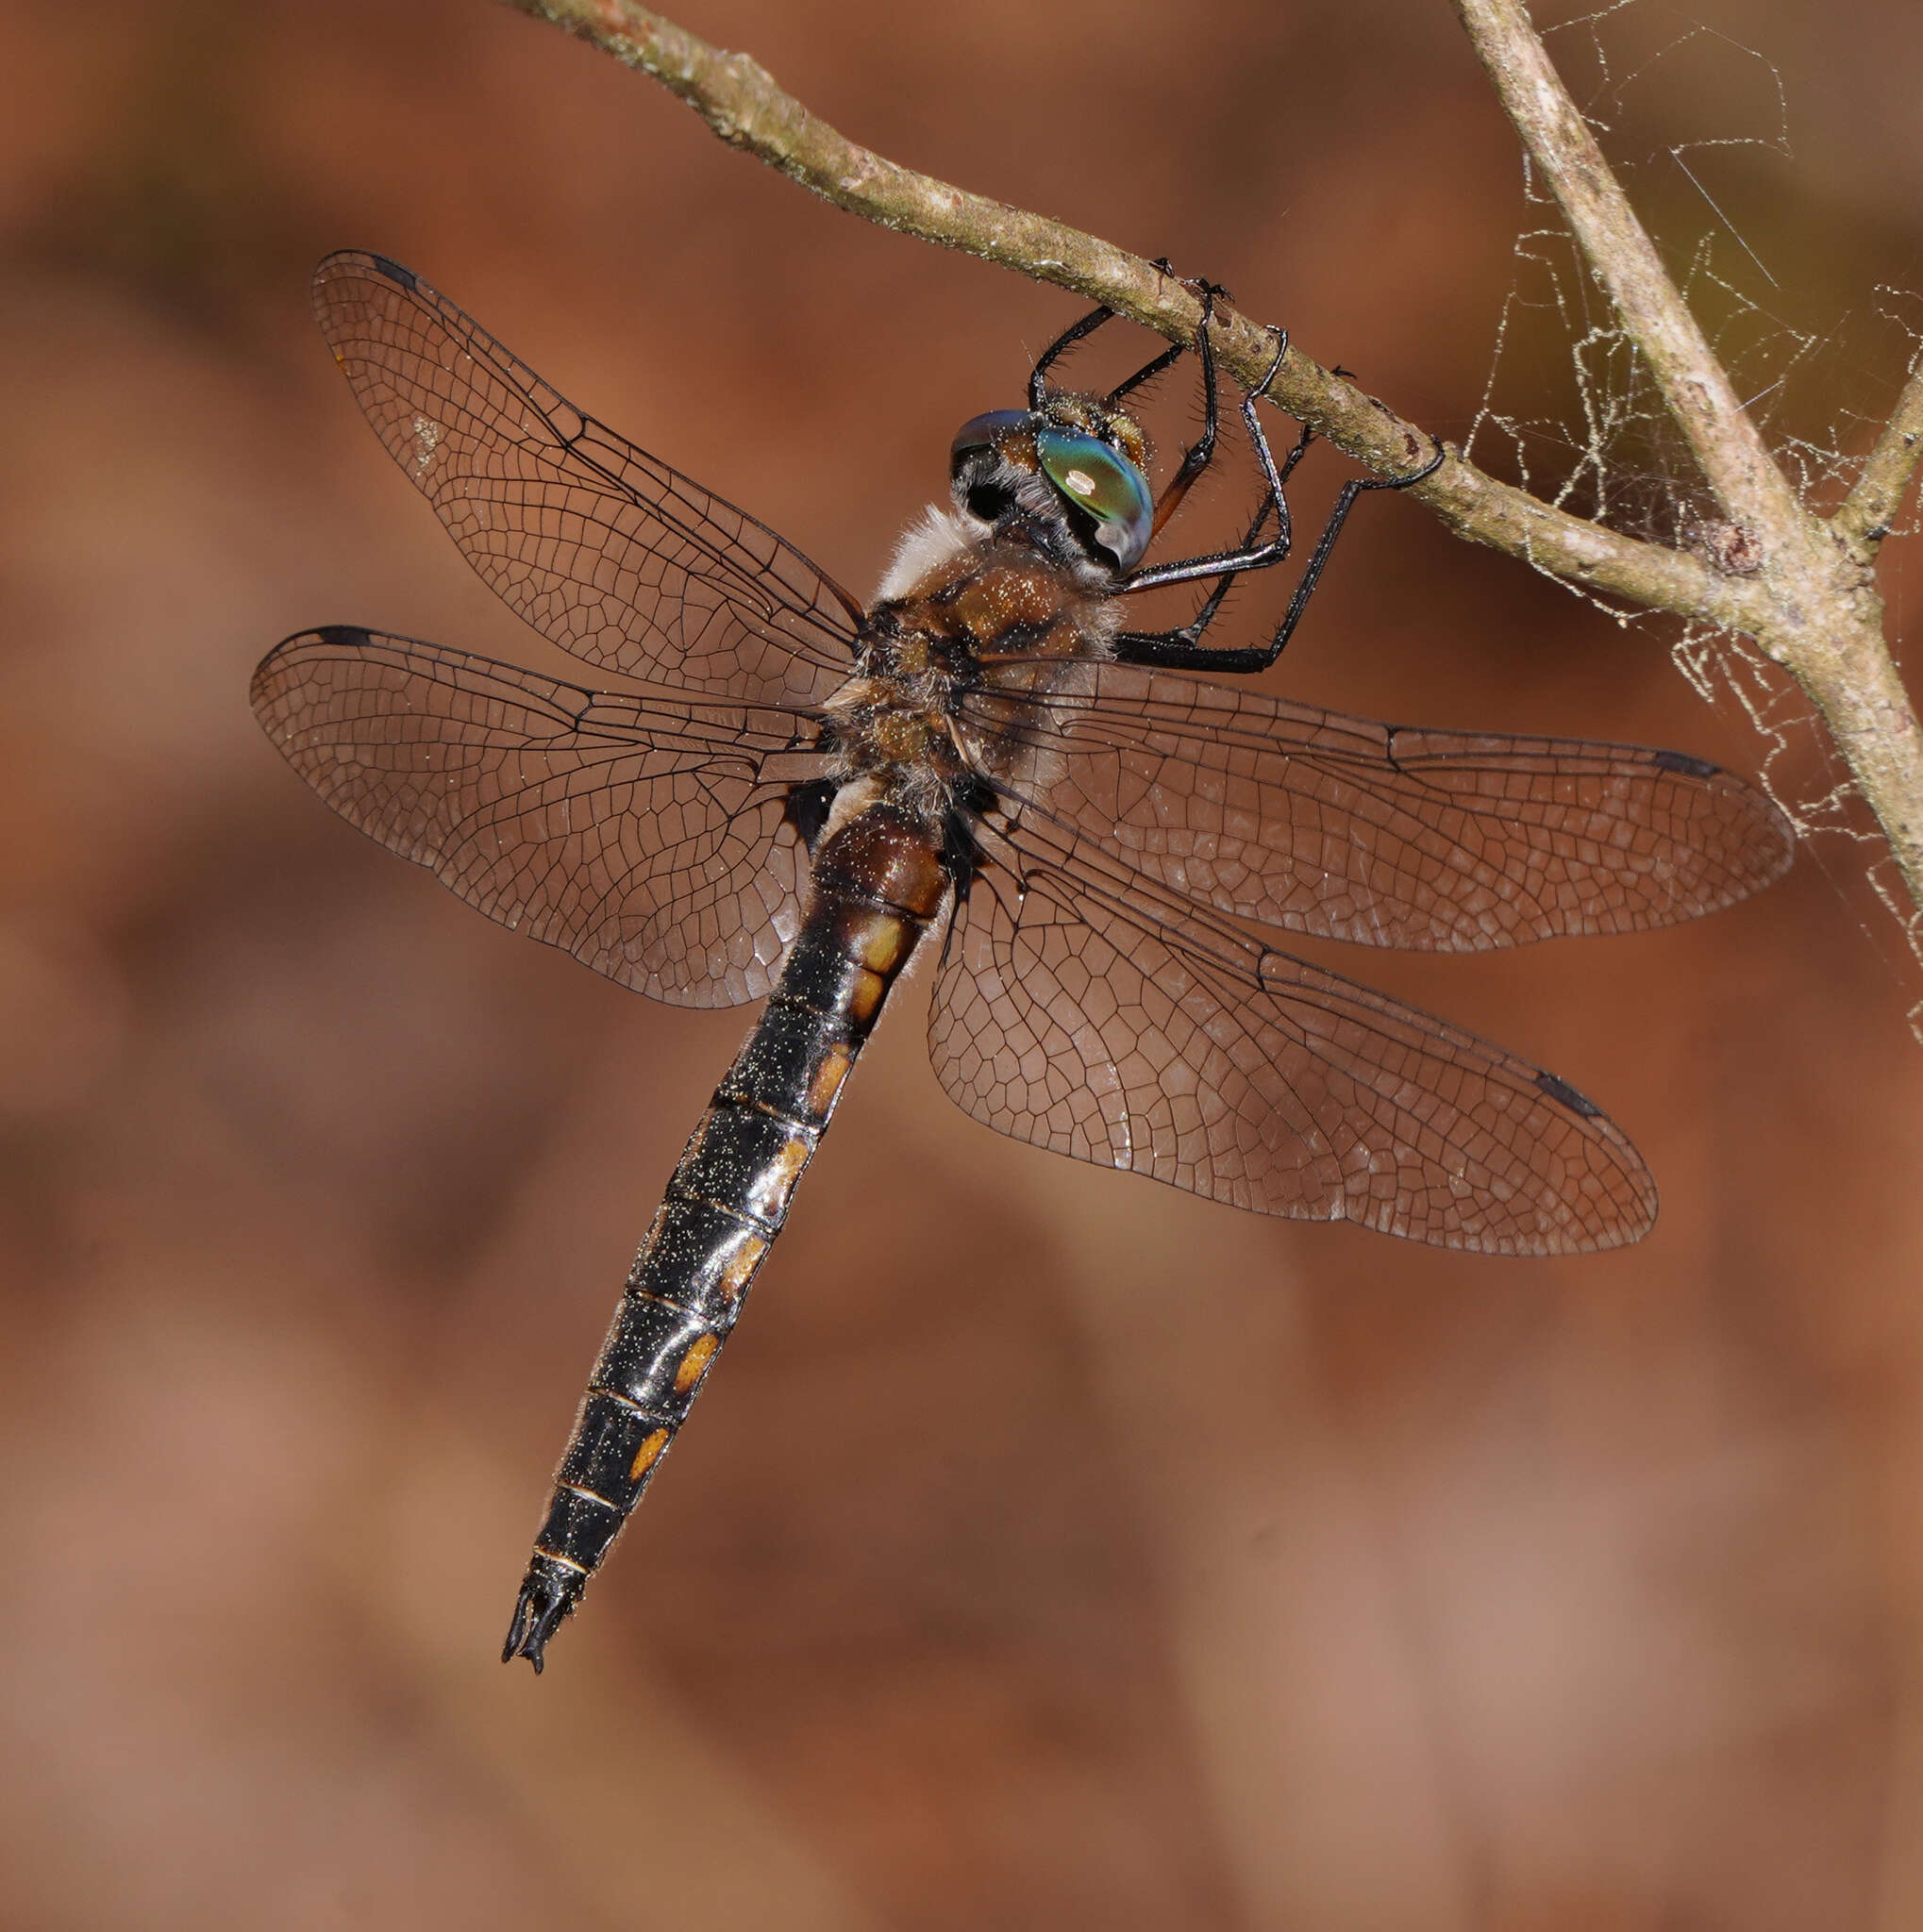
[1463,0,1923,1036]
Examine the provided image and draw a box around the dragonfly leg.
[1138,279,1240,544]
[1031,259,1228,412]
[1032,257,1180,407]
[1122,326,1300,596]
[1115,417,1447,674]
[1032,273,1280,596]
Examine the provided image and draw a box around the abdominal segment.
[504,801,950,1668]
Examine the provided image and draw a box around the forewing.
[957,662,1793,948]
[252,626,828,1008]
[310,251,863,708]
[928,819,1657,1254]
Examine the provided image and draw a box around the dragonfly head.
[949,397,1154,577]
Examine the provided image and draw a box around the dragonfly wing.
[311,252,863,709]
[927,816,1658,1253]
[252,626,829,1008]
[958,662,1793,949]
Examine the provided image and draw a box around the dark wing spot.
[365,253,419,291]
[1535,1070,1604,1119]
[312,623,375,650]
[1650,747,1718,779]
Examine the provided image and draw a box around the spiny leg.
[1100,277,1224,412]
[1141,279,1238,543]
[1116,491,1281,668]
[1030,301,1125,409]
[1116,422,1446,673]
[1031,272,1256,567]
[1254,437,1447,661]
[1030,258,1185,408]
[1127,326,1332,658]
[1103,337,1188,406]
[1122,326,1297,596]
[1030,260,1238,417]
[1033,278,1430,674]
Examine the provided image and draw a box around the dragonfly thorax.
[870,522,1124,672]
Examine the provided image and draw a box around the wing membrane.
[310,252,862,708]
[957,662,1793,949]
[928,814,1658,1254]
[252,626,829,1007]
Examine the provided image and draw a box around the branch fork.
[503,0,1923,926]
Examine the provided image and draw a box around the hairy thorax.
[823,511,1122,824]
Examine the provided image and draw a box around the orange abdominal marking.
[845,968,888,1024]
[807,1043,855,1116]
[628,1428,671,1480]
[716,1235,768,1302]
[741,1129,813,1224]
[673,1335,719,1395]
[848,908,911,974]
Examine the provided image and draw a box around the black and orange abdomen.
[504,804,949,1668]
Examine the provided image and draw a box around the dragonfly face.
[949,397,1156,575]
[252,252,1795,1668]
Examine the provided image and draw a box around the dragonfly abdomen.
[503,802,951,1669]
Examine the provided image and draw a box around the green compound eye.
[1035,427,1154,573]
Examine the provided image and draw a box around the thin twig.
[495,0,1760,633]
[497,0,1923,926]
[1451,0,1802,533]
[1453,0,1923,924]
[1834,362,1923,558]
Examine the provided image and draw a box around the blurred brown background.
[3,1,1921,1926]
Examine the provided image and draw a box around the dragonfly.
[252,252,1794,1671]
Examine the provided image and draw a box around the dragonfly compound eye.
[948,409,1032,470]
[1035,427,1154,573]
